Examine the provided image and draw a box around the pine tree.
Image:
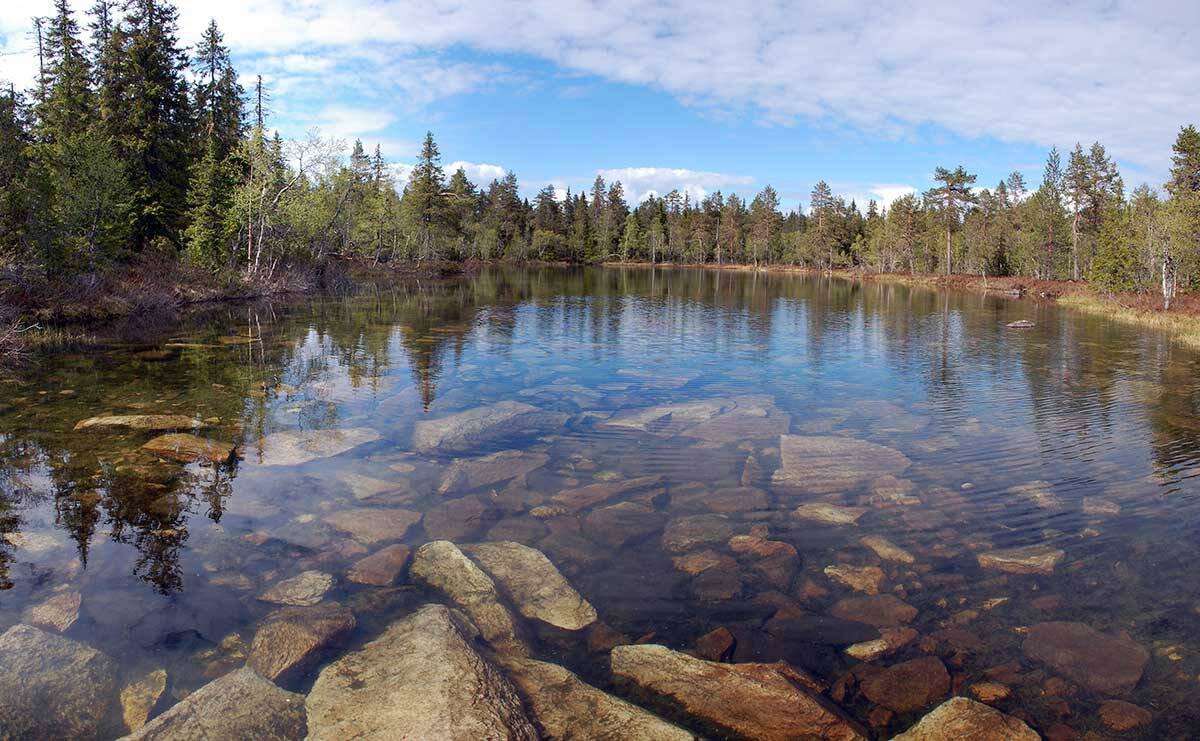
[749,185,781,266]
[1167,125,1200,196]
[925,165,977,275]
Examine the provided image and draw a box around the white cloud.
[597,167,755,203]
[868,184,918,208]
[447,161,507,184]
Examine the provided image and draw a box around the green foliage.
[1089,207,1140,292]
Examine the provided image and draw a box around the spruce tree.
[192,20,244,160]
[401,131,448,260]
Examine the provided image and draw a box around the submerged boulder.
[123,667,306,740]
[772,435,911,494]
[437,450,549,494]
[830,594,918,628]
[977,544,1065,575]
[793,502,868,526]
[120,669,168,733]
[551,475,663,512]
[893,697,1039,740]
[611,644,866,740]
[603,395,790,442]
[409,540,529,656]
[346,544,411,586]
[74,414,203,432]
[306,604,536,740]
[259,571,335,607]
[247,602,356,683]
[0,624,119,740]
[859,656,950,712]
[499,655,693,740]
[142,433,235,464]
[1022,621,1149,695]
[24,589,83,633]
[325,507,422,545]
[254,427,381,466]
[412,401,568,453]
[463,541,597,631]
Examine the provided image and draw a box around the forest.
[2,0,1200,317]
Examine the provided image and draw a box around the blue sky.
[3,0,1199,211]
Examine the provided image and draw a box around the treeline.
[2,0,1200,310]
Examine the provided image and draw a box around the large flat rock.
[75,414,203,432]
[122,667,306,740]
[603,396,790,442]
[142,433,235,464]
[499,655,693,740]
[437,450,550,495]
[1022,621,1149,695]
[306,604,537,740]
[772,435,910,494]
[255,428,380,466]
[611,643,865,740]
[412,401,568,453]
[464,541,597,631]
[0,624,119,740]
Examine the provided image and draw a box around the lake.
[1,266,1198,738]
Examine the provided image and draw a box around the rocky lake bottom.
[1,266,1199,739]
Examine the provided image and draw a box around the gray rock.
[23,590,82,632]
[74,414,203,432]
[247,602,356,683]
[259,571,335,607]
[772,435,911,494]
[306,604,537,740]
[409,541,529,656]
[463,541,597,631]
[122,667,306,740]
[0,624,119,740]
[412,401,568,453]
[611,643,865,740]
[437,450,550,495]
[499,655,693,740]
[255,428,381,466]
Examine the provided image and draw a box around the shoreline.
[603,261,1200,350]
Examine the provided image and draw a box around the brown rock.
[247,602,356,682]
[694,626,736,661]
[75,414,202,431]
[831,594,918,628]
[977,544,1065,575]
[325,507,421,544]
[120,669,167,732]
[661,514,734,553]
[1022,622,1149,695]
[612,644,866,740]
[422,496,497,541]
[24,590,82,633]
[672,549,737,576]
[860,657,950,713]
[793,502,869,526]
[463,541,598,631]
[859,534,915,563]
[1098,700,1152,731]
[824,564,885,595]
[346,544,411,586]
[551,475,662,512]
[892,697,1039,740]
[583,501,667,548]
[142,433,235,463]
[436,450,549,494]
[125,667,306,740]
[968,682,1011,702]
[671,485,769,514]
[259,570,335,607]
[845,627,918,662]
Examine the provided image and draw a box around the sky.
[3,0,1199,212]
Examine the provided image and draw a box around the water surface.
[2,266,1199,737]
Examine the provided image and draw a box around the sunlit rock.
[892,697,1039,740]
[859,534,915,563]
[142,433,235,463]
[845,627,918,662]
[976,544,1065,575]
[120,669,167,733]
[463,541,597,631]
[661,514,735,553]
[306,604,536,740]
[1022,621,1149,695]
[611,644,866,740]
[773,435,911,494]
[436,450,549,495]
[824,564,885,595]
[254,427,380,466]
[792,502,868,526]
[24,589,82,632]
[74,414,203,432]
[247,602,356,683]
[410,540,529,656]
[0,624,119,739]
[123,667,306,740]
[412,401,568,453]
[346,544,411,586]
[259,570,335,607]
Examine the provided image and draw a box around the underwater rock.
[859,656,950,712]
[1022,621,1149,695]
[437,450,549,495]
[1082,497,1121,516]
[670,485,769,514]
[1007,480,1061,508]
[306,604,536,741]
[463,541,597,631]
[0,624,119,740]
[830,594,918,628]
[412,401,568,453]
[24,589,82,632]
[142,433,235,463]
[976,544,1065,575]
[255,427,381,466]
[772,435,911,494]
[661,514,735,553]
[247,602,356,683]
[603,395,790,443]
[74,414,203,432]
[551,475,663,512]
[792,502,868,526]
[346,544,411,586]
[824,564,885,595]
[859,534,915,563]
[498,655,693,740]
[967,682,1011,703]
[892,697,1039,740]
[583,501,668,548]
[1098,700,1152,731]
[325,507,422,545]
[123,667,306,740]
[764,605,879,645]
[672,549,738,576]
[695,626,737,661]
[611,644,866,740]
[728,534,798,589]
[422,496,498,542]
[120,669,167,733]
[1006,319,1036,329]
[410,541,530,657]
[863,475,922,506]
[259,571,335,607]
[602,399,731,433]
[335,472,413,502]
[844,627,918,662]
